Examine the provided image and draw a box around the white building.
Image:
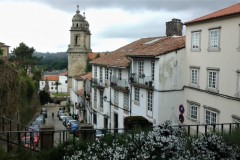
[39,73,68,93]
[70,73,92,122]
[90,19,186,129]
[183,3,240,129]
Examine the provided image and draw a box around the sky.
[0,0,239,53]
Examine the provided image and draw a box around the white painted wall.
[184,16,240,126]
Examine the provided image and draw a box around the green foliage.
[11,42,39,69]
[39,90,51,105]
[34,52,67,71]
[0,48,3,56]
[85,57,92,72]
[222,127,240,145]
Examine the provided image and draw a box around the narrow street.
[41,104,71,146]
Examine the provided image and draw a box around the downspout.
[127,57,133,116]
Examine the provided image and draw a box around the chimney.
[166,18,183,36]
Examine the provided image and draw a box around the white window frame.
[105,68,109,80]
[190,67,200,87]
[207,68,219,93]
[114,90,119,106]
[191,31,201,51]
[236,70,240,98]
[151,61,155,81]
[99,91,103,112]
[138,61,144,78]
[147,90,153,117]
[123,93,129,110]
[94,66,97,79]
[187,101,200,122]
[208,28,221,51]
[118,69,122,80]
[204,105,219,125]
[134,87,140,102]
[94,88,97,102]
[238,24,240,52]
[100,67,103,83]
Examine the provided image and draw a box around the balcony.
[129,73,154,89]
[110,76,129,93]
[91,78,105,90]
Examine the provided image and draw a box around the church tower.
[67,5,92,91]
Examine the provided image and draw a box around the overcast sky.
[0,0,239,53]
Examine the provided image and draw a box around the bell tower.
[67,5,92,91]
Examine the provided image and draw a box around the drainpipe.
[109,69,112,130]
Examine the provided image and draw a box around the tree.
[12,42,38,69]
[54,81,61,93]
[39,90,51,105]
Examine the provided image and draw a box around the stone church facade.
[67,5,92,92]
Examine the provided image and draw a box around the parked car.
[69,122,79,134]
[32,120,41,128]
[21,136,38,149]
[57,110,65,117]
[21,131,39,149]
[28,125,39,132]
[95,129,105,140]
[67,120,77,129]
[59,114,68,121]
[63,116,73,126]
[37,114,45,123]
[36,116,44,124]
[41,107,48,118]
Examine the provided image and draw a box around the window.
[147,91,153,112]
[207,68,219,92]
[94,89,97,102]
[151,61,155,81]
[187,101,200,121]
[123,93,129,109]
[191,31,201,50]
[236,71,240,97]
[114,90,119,106]
[105,68,109,80]
[93,112,97,125]
[138,61,144,78]
[100,67,103,82]
[190,67,199,86]
[99,91,103,112]
[42,82,44,85]
[118,69,122,80]
[134,87,139,102]
[209,28,220,51]
[94,66,97,79]
[204,105,219,124]
[205,110,217,124]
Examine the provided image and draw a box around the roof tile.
[90,36,185,67]
[185,3,240,25]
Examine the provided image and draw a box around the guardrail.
[0,123,239,152]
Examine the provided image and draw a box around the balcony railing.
[111,76,128,88]
[129,74,154,87]
[92,78,105,88]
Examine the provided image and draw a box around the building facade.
[0,42,10,58]
[183,3,240,130]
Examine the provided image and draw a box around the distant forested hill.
[33,52,67,71]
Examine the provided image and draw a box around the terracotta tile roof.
[90,36,185,67]
[87,52,106,60]
[73,72,92,81]
[185,3,240,25]
[42,75,59,81]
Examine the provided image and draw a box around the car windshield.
[96,130,103,135]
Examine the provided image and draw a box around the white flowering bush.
[63,121,240,160]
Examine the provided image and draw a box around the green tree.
[12,42,38,69]
[0,48,3,56]
[39,90,51,105]
[54,81,61,93]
